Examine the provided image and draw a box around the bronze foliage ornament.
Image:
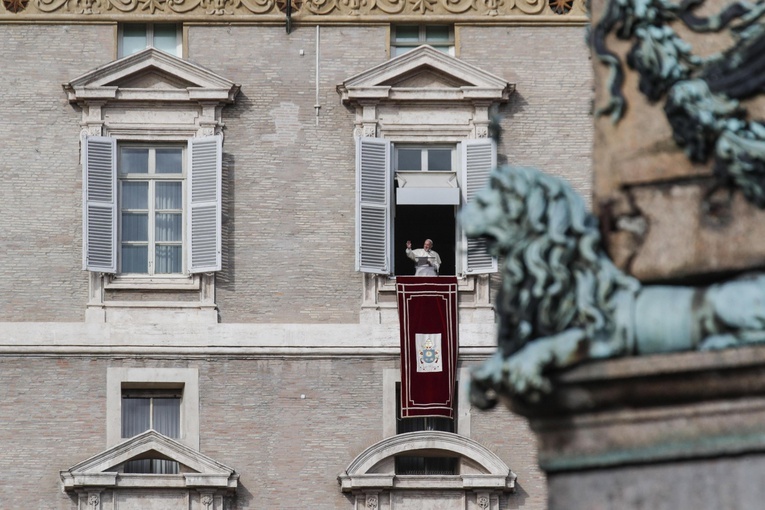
[462,165,765,404]
[591,0,765,207]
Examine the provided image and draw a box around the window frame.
[393,144,458,173]
[383,367,471,438]
[117,143,187,277]
[106,367,200,449]
[356,137,496,276]
[390,24,456,58]
[117,23,183,59]
[120,388,182,474]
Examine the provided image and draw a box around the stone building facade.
[0,1,593,507]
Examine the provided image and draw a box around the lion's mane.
[461,166,639,357]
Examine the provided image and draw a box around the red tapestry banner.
[396,276,459,419]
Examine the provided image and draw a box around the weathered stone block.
[591,0,765,282]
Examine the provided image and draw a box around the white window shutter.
[82,136,117,273]
[188,135,222,273]
[356,137,391,273]
[461,138,498,274]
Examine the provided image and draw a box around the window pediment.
[339,431,516,510]
[64,48,240,104]
[338,45,514,105]
[61,430,239,491]
[339,431,516,490]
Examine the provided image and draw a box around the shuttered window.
[83,137,117,273]
[356,138,391,273]
[83,135,222,275]
[462,139,498,274]
[188,136,222,273]
[355,137,496,276]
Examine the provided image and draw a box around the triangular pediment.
[381,67,472,88]
[109,68,198,90]
[64,48,240,103]
[338,45,514,104]
[61,430,238,491]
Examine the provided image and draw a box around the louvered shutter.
[461,139,497,274]
[83,136,117,273]
[356,137,391,273]
[188,135,222,273]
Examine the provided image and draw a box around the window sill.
[104,274,201,291]
[378,274,475,292]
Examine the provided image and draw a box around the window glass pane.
[155,245,182,274]
[122,181,148,209]
[155,148,183,174]
[122,397,151,437]
[394,25,420,42]
[152,24,179,55]
[121,24,147,57]
[155,182,182,209]
[425,25,451,42]
[152,397,181,438]
[155,213,182,242]
[397,149,422,171]
[393,46,417,57]
[433,45,452,55]
[122,213,148,242]
[124,459,153,473]
[428,149,452,171]
[120,148,149,174]
[121,245,148,273]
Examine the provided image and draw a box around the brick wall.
[0,25,114,321]
[0,23,592,323]
[0,356,544,509]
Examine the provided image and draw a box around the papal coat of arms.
[416,334,442,373]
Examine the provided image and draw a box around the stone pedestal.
[591,0,765,282]
[509,346,765,509]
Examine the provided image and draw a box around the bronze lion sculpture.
[462,165,765,405]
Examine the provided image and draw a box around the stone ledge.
[508,346,765,472]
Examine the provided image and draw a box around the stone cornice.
[64,47,240,105]
[0,321,498,357]
[61,430,239,491]
[0,0,587,23]
[338,45,514,106]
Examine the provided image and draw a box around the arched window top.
[339,430,517,492]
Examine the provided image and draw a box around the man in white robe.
[405,239,441,276]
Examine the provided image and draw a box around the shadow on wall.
[217,150,236,294]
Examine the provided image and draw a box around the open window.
[356,137,497,276]
[340,45,513,322]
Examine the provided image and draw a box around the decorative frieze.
[0,0,587,21]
